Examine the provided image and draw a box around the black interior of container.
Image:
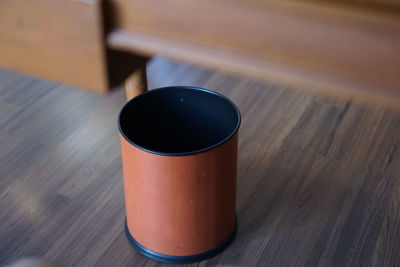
[119,87,240,155]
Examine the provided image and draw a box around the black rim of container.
[118,86,241,156]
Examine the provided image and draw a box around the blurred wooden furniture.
[1,0,399,104]
[0,0,147,93]
[0,0,109,92]
[124,61,148,100]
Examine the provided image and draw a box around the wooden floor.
[1,57,400,267]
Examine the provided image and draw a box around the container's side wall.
[120,134,237,256]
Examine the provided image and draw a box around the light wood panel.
[1,58,400,266]
[0,0,109,92]
[109,0,400,105]
[0,0,149,93]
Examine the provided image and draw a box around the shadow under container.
[118,86,241,263]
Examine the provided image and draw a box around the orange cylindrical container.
[118,86,241,263]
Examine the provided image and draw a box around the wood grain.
[0,0,109,92]
[108,0,400,105]
[0,57,400,266]
[0,0,147,92]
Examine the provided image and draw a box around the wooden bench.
[1,0,399,105]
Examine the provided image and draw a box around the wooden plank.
[108,29,400,108]
[0,0,107,92]
[109,0,400,104]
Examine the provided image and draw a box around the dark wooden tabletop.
[1,57,400,266]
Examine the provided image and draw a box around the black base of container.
[124,220,237,264]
